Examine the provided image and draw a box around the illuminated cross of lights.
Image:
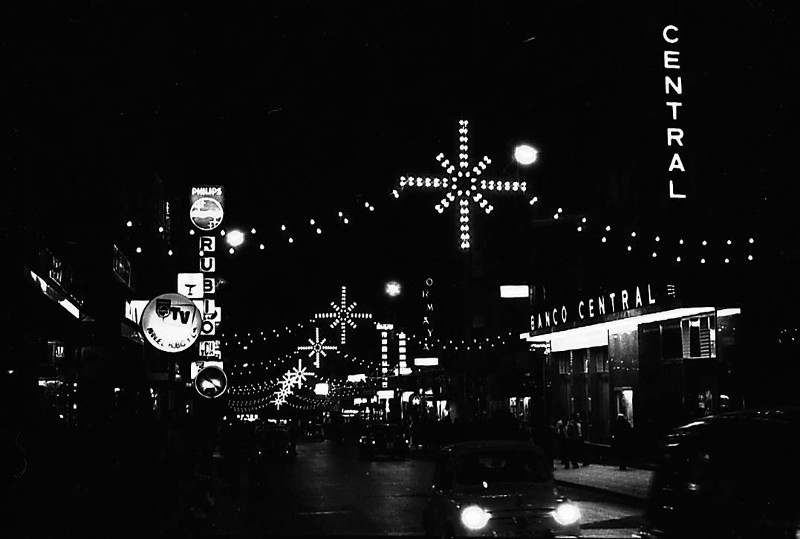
[394,119,529,250]
[314,286,373,345]
[297,327,338,368]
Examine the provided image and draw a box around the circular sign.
[140,293,203,353]
[195,366,228,399]
[190,197,224,231]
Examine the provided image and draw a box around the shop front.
[521,282,741,451]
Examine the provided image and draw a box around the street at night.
[9,1,800,538]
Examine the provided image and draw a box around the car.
[358,423,409,459]
[639,407,800,539]
[303,423,326,442]
[253,427,295,461]
[422,440,581,538]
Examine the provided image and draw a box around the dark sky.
[18,1,796,335]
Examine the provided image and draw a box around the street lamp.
[226,229,245,247]
[385,281,402,297]
[514,144,538,166]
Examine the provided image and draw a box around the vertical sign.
[421,277,435,351]
[190,186,224,376]
[663,24,689,199]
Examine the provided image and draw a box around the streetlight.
[226,229,245,247]
[514,144,538,166]
[385,281,401,297]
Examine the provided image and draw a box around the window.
[455,451,550,486]
[681,316,716,358]
[662,322,683,360]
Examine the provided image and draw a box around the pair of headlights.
[460,502,581,530]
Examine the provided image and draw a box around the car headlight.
[359,436,367,444]
[552,502,581,526]
[460,505,491,530]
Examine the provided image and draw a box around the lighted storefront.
[521,282,741,448]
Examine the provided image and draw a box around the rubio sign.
[141,293,203,352]
[530,284,657,332]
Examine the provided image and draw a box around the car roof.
[670,407,800,436]
[439,439,545,456]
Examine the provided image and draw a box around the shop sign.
[124,299,149,325]
[530,283,657,332]
[140,293,202,353]
[190,186,224,231]
[199,339,221,359]
[663,24,688,199]
[178,273,204,299]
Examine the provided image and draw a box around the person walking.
[611,414,633,470]
[565,415,581,469]
[555,418,568,469]
[575,413,588,466]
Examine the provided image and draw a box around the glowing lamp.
[514,144,538,165]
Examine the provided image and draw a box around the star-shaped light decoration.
[395,119,530,250]
[297,327,338,368]
[314,286,373,345]
[289,365,312,387]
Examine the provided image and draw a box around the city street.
[15,3,797,538]
[210,439,644,537]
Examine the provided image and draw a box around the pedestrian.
[611,414,633,470]
[565,415,581,469]
[555,417,568,469]
[575,413,588,466]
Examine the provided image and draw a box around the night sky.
[18,1,797,335]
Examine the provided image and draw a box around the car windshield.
[455,450,550,485]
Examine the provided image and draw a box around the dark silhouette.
[611,414,633,470]
[565,415,581,469]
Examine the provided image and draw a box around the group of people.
[552,412,634,471]
[555,414,587,469]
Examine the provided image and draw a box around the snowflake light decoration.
[314,286,373,345]
[395,119,530,250]
[270,360,315,409]
[297,327,338,368]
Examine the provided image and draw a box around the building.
[520,281,742,454]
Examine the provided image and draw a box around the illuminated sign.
[377,389,395,399]
[140,293,202,353]
[414,357,439,367]
[500,285,529,298]
[663,25,688,199]
[199,340,221,359]
[124,299,149,325]
[178,273,204,299]
[194,365,228,399]
[191,359,223,380]
[190,186,225,231]
[421,277,435,350]
[530,284,657,332]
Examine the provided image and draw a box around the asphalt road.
[208,438,644,537]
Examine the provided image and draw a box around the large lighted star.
[314,286,373,345]
[297,327,338,368]
[395,119,530,250]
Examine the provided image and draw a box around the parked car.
[640,407,800,539]
[303,423,326,442]
[358,423,409,459]
[423,440,581,538]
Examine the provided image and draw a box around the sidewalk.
[553,463,653,501]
